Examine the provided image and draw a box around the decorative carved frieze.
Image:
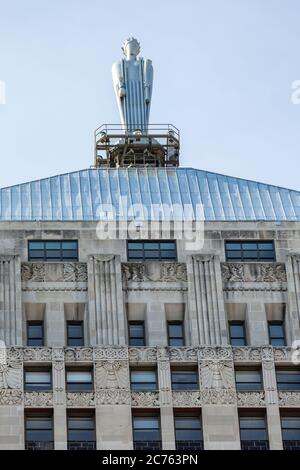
[21,262,88,283]
[198,347,233,361]
[122,262,187,283]
[232,347,263,362]
[129,347,157,363]
[273,347,293,362]
[278,391,300,407]
[201,389,236,405]
[6,347,23,362]
[23,347,52,362]
[95,389,131,405]
[24,392,53,407]
[66,392,95,407]
[221,263,287,283]
[94,361,129,389]
[64,347,93,362]
[169,347,197,362]
[131,391,160,407]
[237,392,266,407]
[0,389,22,405]
[94,347,128,361]
[172,391,201,407]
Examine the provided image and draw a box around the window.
[130,369,157,391]
[281,413,300,450]
[127,241,177,261]
[25,412,54,450]
[174,414,203,451]
[168,322,184,346]
[171,369,198,391]
[268,321,285,346]
[229,322,246,346]
[28,240,78,261]
[235,369,262,391]
[66,369,93,391]
[24,368,52,391]
[67,321,84,346]
[239,413,269,450]
[128,322,145,346]
[67,412,96,450]
[27,321,44,346]
[276,369,300,391]
[225,241,275,262]
[133,414,161,450]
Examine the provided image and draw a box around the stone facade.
[0,221,300,449]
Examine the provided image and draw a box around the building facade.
[1,39,300,451]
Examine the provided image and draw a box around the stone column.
[146,302,168,347]
[262,358,282,449]
[53,358,67,449]
[46,302,65,347]
[94,353,132,449]
[246,302,269,346]
[157,348,175,449]
[0,255,22,346]
[88,255,126,345]
[187,255,228,346]
[286,255,300,342]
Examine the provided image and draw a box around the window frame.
[225,240,276,262]
[28,240,78,262]
[25,411,54,446]
[235,368,263,392]
[67,411,96,447]
[167,321,185,347]
[132,413,161,443]
[276,368,300,391]
[27,321,44,347]
[229,321,247,346]
[24,367,52,392]
[268,321,286,346]
[127,240,177,262]
[171,368,199,391]
[128,321,146,347]
[66,368,94,392]
[130,368,158,391]
[281,413,300,443]
[239,412,269,442]
[67,321,84,347]
[174,413,203,444]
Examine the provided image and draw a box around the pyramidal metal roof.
[0,167,300,222]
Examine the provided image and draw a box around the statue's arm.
[112,61,126,98]
[143,59,153,104]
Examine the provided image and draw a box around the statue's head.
[122,37,141,59]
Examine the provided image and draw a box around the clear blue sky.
[0,0,299,190]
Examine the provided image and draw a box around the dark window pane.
[127,241,177,261]
[28,240,78,261]
[225,241,275,262]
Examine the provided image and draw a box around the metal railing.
[133,440,162,451]
[67,440,96,450]
[283,440,300,450]
[241,440,269,450]
[25,440,54,450]
[176,440,204,451]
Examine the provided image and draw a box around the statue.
[112,38,153,133]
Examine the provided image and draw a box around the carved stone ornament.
[172,391,201,407]
[95,361,129,389]
[129,347,157,363]
[0,389,22,405]
[24,392,53,407]
[122,263,187,283]
[221,263,287,283]
[237,392,266,407]
[131,391,160,407]
[169,347,197,362]
[201,361,234,389]
[21,262,88,282]
[95,389,131,405]
[0,363,22,389]
[201,389,236,405]
[66,392,95,407]
[278,392,300,407]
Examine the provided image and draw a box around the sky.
[0,0,299,190]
